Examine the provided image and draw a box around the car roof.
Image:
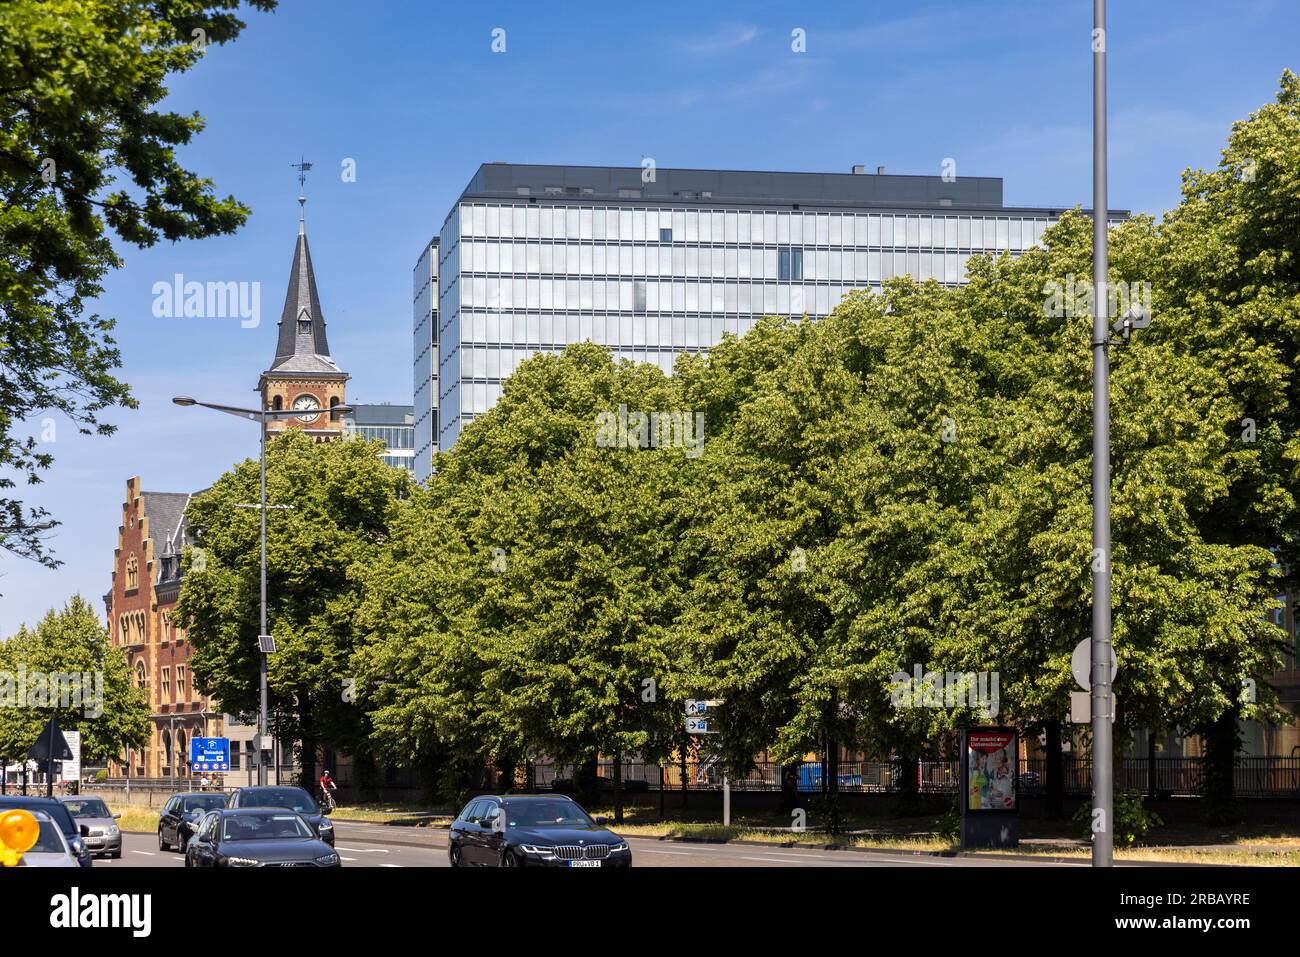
[171,791,222,799]
[499,794,578,803]
[0,796,76,832]
[223,807,305,817]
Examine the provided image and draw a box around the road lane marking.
[336,846,390,853]
[131,851,155,856]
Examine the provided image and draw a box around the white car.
[15,811,81,867]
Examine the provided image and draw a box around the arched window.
[126,552,139,589]
[273,394,283,411]
[135,661,147,689]
[329,396,340,422]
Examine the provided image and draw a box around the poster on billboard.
[965,728,1017,812]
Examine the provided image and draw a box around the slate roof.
[269,227,342,375]
[139,491,190,584]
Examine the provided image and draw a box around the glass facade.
[413,165,1107,483]
[412,241,438,478]
[344,404,416,474]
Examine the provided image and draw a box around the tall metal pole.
[258,413,269,787]
[1090,0,1114,868]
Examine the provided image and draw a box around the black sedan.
[158,792,229,852]
[449,795,632,867]
[227,785,335,846]
[184,808,341,868]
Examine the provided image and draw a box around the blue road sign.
[190,737,230,772]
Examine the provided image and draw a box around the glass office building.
[343,403,416,473]
[414,163,1121,481]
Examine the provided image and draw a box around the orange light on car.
[0,809,40,867]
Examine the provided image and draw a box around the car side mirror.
[594,816,609,825]
[113,813,121,820]
[319,803,333,816]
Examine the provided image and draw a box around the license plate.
[568,859,602,867]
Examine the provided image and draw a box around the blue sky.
[2,0,1297,633]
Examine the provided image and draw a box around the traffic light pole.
[1090,0,1115,868]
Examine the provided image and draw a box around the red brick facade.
[106,477,223,778]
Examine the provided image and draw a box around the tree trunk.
[1203,709,1239,826]
[894,747,920,816]
[825,737,842,833]
[576,755,599,808]
[1045,718,1064,819]
[779,760,801,814]
[680,740,689,811]
[497,757,516,793]
[298,695,317,795]
[612,751,624,824]
[1146,730,1157,800]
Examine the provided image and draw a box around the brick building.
[105,478,225,778]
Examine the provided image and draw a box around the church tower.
[257,164,348,442]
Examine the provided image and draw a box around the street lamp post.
[173,396,352,787]
[1090,0,1114,867]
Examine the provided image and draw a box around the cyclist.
[319,769,338,810]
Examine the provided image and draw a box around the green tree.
[355,345,696,819]
[0,596,148,772]
[0,0,274,569]
[175,430,413,790]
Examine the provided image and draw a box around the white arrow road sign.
[685,699,724,716]
[685,717,716,734]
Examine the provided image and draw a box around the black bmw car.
[449,794,632,867]
[185,808,340,868]
[227,785,335,846]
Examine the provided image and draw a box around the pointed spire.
[268,164,342,376]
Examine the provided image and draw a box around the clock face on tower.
[292,394,322,423]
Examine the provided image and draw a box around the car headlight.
[315,852,340,866]
[108,825,120,836]
[226,856,265,867]
[519,844,556,857]
[317,819,333,830]
[611,842,629,852]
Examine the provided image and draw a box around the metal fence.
[535,756,1300,799]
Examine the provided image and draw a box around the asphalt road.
[98,822,1088,868]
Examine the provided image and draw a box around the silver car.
[15,811,81,867]
[59,796,122,859]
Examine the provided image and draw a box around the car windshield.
[33,820,68,853]
[182,795,228,813]
[239,788,314,813]
[223,813,313,842]
[62,799,110,818]
[505,801,594,828]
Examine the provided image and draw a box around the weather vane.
[290,157,313,191]
[290,157,313,232]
